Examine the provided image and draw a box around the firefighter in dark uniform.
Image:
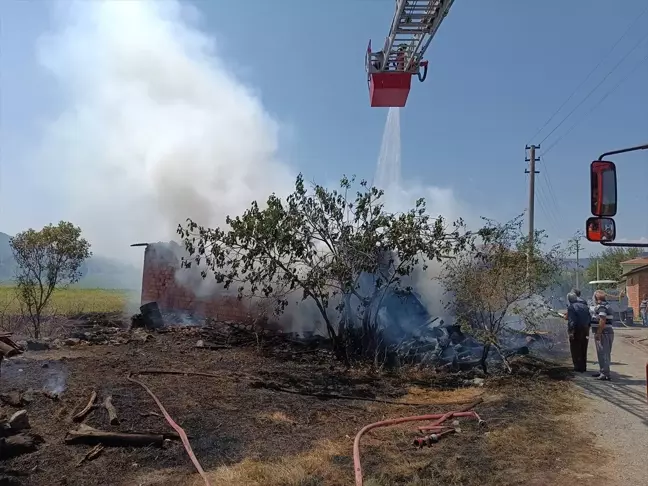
[566,292,591,372]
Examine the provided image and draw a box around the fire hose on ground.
[127,373,212,486]
[353,398,484,486]
[413,409,483,447]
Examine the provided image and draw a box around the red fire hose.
[413,410,483,447]
[353,399,483,486]
[128,374,211,486]
[413,427,456,447]
[417,410,483,431]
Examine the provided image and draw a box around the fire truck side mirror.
[590,160,617,217]
[586,217,616,242]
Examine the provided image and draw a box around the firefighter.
[396,44,407,71]
[372,50,385,72]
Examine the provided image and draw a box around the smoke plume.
[35,0,293,263]
[30,1,480,332]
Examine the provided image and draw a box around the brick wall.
[139,242,253,322]
[626,268,648,319]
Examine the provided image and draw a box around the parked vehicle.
[586,280,632,326]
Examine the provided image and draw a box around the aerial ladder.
[366,0,455,107]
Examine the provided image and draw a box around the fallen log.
[76,444,104,467]
[65,424,167,447]
[0,341,20,358]
[73,390,97,422]
[136,369,480,407]
[248,381,482,407]
[103,395,119,426]
[0,433,41,458]
[0,335,21,354]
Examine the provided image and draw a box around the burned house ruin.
[132,241,559,370]
[133,242,254,323]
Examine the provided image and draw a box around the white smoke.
[34,0,293,263]
[29,1,479,330]
[384,175,477,319]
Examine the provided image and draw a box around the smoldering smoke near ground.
[35,0,293,264]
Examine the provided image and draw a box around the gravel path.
[572,327,648,486]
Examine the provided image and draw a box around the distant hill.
[562,254,648,271]
[0,232,141,290]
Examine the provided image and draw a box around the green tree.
[584,247,641,284]
[178,173,473,363]
[10,221,91,338]
[441,216,563,373]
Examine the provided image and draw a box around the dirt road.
[572,327,648,486]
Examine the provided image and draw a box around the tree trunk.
[480,344,491,374]
[64,425,168,447]
[308,293,348,365]
[363,310,377,359]
[32,310,42,340]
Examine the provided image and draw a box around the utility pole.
[575,239,582,289]
[568,231,584,289]
[525,144,540,280]
[596,259,600,281]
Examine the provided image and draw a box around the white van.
[587,280,631,326]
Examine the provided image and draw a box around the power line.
[538,32,648,147]
[535,182,561,235]
[537,157,560,211]
[526,5,648,145]
[540,52,648,157]
[538,163,561,225]
[527,158,560,233]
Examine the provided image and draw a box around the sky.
[0,0,647,263]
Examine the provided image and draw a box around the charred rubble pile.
[8,313,152,351]
[67,314,137,346]
[134,305,332,356]
[64,311,150,347]
[382,320,538,370]
[339,272,551,370]
[128,294,551,369]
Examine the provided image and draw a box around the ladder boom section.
[379,0,455,73]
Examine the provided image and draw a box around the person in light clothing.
[592,290,614,381]
[640,294,648,327]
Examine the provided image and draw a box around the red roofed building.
[620,257,648,321]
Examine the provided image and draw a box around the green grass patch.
[0,285,130,315]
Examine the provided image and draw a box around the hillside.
[562,254,648,272]
[0,232,141,289]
